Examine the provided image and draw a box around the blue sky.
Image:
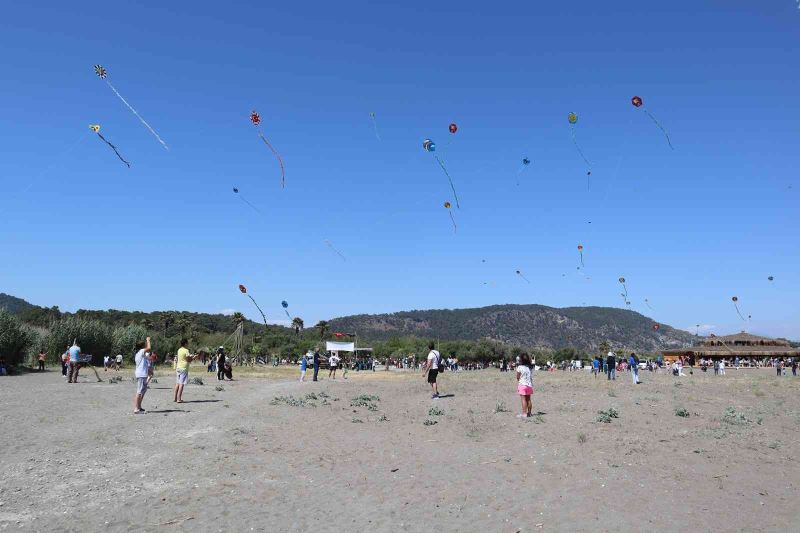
[1,1,798,338]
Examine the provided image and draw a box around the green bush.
[0,310,35,366]
[112,324,148,362]
[44,317,113,365]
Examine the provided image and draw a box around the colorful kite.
[324,239,347,261]
[448,123,458,134]
[238,284,268,329]
[631,96,673,150]
[232,187,260,214]
[281,300,291,320]
[443,201,457,233]
[369,112,380,141]
[731,296,746,321]
[93,64,168,150]
[423,138,460,208]
[652,324,660,331]
[577,244,584,268]
[89,124,130,167]
[567,112,592,189]
[619,277,630,306]
[251,110,285,188]
[516,270,530,283]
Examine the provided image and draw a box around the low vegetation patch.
[577,432,587,444]
[108,376,124,384]
[494,401,509,413]
[350,394,380,411]
[675,407,690,418]
[215,385,224,392]
[596,407,619,423]
[722,407,750,426]
[423,419,438,426]
[189,377,204,385]
[271,395,314,408]
[428,407,445,417]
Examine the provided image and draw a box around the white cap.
[608,351,614,356]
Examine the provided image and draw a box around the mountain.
[328,304,696,352]
[0,293,36,314]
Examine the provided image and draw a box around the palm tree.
[315,320,329,340]
[291,317,304,336]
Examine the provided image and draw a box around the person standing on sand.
[423,342,441,399]
[606,351,616,381]
[299,351,308,382]
[592,356,600,378]
[67,342,81,384]
[629,353,640,384]
[115,353,123,371]
[328,353,341,379]
[313,350,320,382]
[216,347,226,381]
[37,351,46,372]
[515,353,534,418]
[174,338,198,403]
[61,346,69,378]
[133,337,152,414]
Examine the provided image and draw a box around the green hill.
[0,293,36,314]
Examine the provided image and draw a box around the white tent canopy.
[326,341,355,352]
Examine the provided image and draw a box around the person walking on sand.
[592,356,600,378]
[174,338,198,403]
[606,351,616,381]
[313,350,320,381]
[61,346,69,378]
[103,355,110,372]
[328,352,341,379]
[516,353,534,418]
[115,353,123,371]
[133,337,153,414]
[37,351,46,372]
[423,342,441,399]
[299,351,309,382]
[67,341,81,384]
[629,353,640,384]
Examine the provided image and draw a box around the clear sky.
[1,1,798,338]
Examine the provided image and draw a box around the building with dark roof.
[662,332,799,362]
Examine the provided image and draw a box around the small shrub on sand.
[722,407,749,425]
[423,419,438,426]
[577,432,587,444]
[675,407,690,418]
[305,392,317,400]
[596,407,619,423]
[428,407,445,417]
[607,389,617,398]
[215,385,224,392]
[494,401,509,413]
[271,395,314,408]
[351,418,363,423]
[189,377,204,385]
[108,376,124,384]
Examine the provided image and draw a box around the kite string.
[325,240,347,261]
[16,132,88,196]
[734,302,746,321]
[370,116,381,141]
[434,155,460,208]
[238,195,261,214]
[448,211,457,233]
[644,108,673,150]
[96,132,131,168]
[105,80,169,150]
[569,125,591,168]
[257,130,286,189]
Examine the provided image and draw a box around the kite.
[631,96,673,150]
[448,123,458,134]
[423,138,460,208]
[324,239,347,261]
[89,124,130,168]
[516,270,530,283]
[652,324,660,331]
[443,201,456,233]
[251,110,286,188]
[232,187,260,214]
[644,298,654,310]
[731,296,746,321]
[238,284,268,329]
[768,276,774,282]
[567,112,592,189]
[369,112,380,141]
[619,277,630,306]
[577,244,584,268]
[281,300,291,320]
[93,64,168,150]
[516,157,531,185]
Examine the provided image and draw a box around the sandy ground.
[1,365,799,532]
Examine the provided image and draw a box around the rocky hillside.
[329,304,696,352]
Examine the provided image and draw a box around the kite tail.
[283,309,291,320]
[96,133,131,168]
[519,274,530,283]
[325,240,347,261]
[644,109,673,150]
[238,196,261,214]
[570,127,592,168]
[734,303,746,321]
[370,117,381,141]
[448,211,457,233]
[579,252,584,268]
[257,131,286,188]
[105,80,169,150]
[434,155,460,208]
[246,294,268,328]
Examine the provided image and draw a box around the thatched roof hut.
[662,331,799,361]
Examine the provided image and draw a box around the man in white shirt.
[132,337,152,414]
[423,342,441,399]
[103,355,110,371]
[115,353,123,371]
[328,353,341,379]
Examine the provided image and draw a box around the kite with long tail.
[94,65,168,150]
[423,139,460,208]
[516,270,530,283]
[619,277,630,306]
[568,112,592,190]
[369,112,380,141]
[631,96,673,150]
[443,201,457,233]
[89,125,130,167]
[577,244,584,268]
[239,284,268,330]
[250,111,285,188]
[644,298,655,311]
[281,300,292,320]
[232,187,260,214]
[325,239,347,261]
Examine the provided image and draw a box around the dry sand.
[1,365,798,532]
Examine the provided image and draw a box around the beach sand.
[1,366,798,532]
